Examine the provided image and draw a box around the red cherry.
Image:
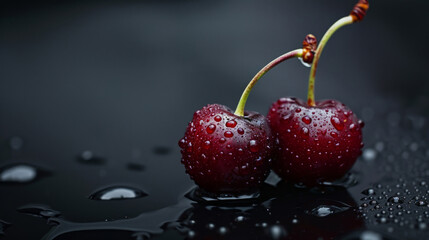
[267,98,363,185]
[179,104,274,194]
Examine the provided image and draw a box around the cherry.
[179,35,318,195]
[179,104,274,194]
[268,0,369,185]
[267,98,363,185]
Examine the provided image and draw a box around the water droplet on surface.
[207,223,215,229]
[235,216,245,222]
[77,150,106,164]
[218,226,227,235]
[224,131,234,138]
[226,120,237,128]
[415,200,428,206]
[214,115,222,122]
[302,116,312,124]
[178,138,187,149]
[237,128,245,135]
[307,203,350,217]
[301,127,309,137]
[363,149,377,162]
[0,165,36,183]
[89,186,147,200]
[388,196,403,203]
[206,124,216,134]
[249,140,259,153]
[203,141,211,150]
[362,188,376,195]
[18,204,61,219]
[298,57,311,67]
[0,164,49,183]
[331,117,344,130]
[267,225,287,239]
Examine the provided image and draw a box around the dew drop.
[416,200,428,206]
[207,223,215,229]
[302,116,312,124]
[214,115,222,122]
[224,131,234,138]
[206,124,216,134]
[218,226,228,235]
[249,140,259,153]
[89,186,147,200]
[330,117,344,130]
[186,142,193,152]
[301,127,309,137]
[298,57,311,67]
[178,138,187,148]
[363,149,377,162]
[330,131,338,138]
[388,196,403,204]
[362,188,376,195]
[237,128,245,135]
[307,203,350,217]
[226,120,237,128]
[203,141,211,150]
[268,225,287,239]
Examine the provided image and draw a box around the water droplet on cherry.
[330,117,344,130]
[302,116,312,124]
[226,120,237,128]
[237,128,245,135]
[224,131,234,138]
[206,124,216,134]
[249,140,259,153]
[214,115,222,122]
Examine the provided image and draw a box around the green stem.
[234,49,303,116]
[307,15,354,106]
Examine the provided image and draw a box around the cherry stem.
[234,49,303,117]
[307,16,354,106]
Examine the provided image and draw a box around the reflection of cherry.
[268,0,369,185]
[269,183,364,239]
[173,184,363,239]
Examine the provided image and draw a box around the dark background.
[1,0,428,239]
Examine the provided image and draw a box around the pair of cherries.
[179,0,369,194]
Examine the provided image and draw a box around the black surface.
[1,0,429,239]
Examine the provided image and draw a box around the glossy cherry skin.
[179,104,274,194]
[267,97,363,185]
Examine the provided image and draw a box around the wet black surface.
[1,0,429,239]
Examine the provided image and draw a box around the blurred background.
[0,0,428,239]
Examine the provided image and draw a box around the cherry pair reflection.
[179,0,369,194]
